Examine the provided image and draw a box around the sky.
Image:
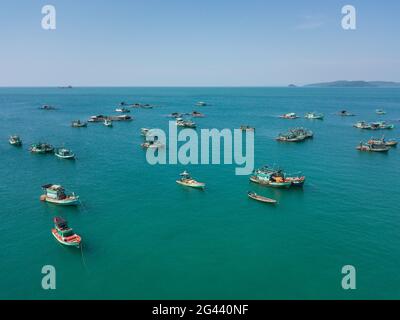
[0,0,399,86]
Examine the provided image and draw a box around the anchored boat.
[9,135,22,146]
[141,140,164,149]
[115,107,130,113]
[240,125,255,132]
[30,143,54,154]
[368,136,397,147]
[54,148,75,159]
[356,142,390,153]
[247,192,277,204]
[52,217,81,248]
[250,166,305,188]
[71,120,87,127]
[40,184,80,206]
[192,111,205,117]
[196,101,207,106]
[337,110,355,116]
[176,118,196,128]
[305,112,324,120]
[376,109,386,115]
[279,112,299,119]
[276,128,313,142]
[176,171,205,189]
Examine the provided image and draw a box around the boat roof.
[54,217,69,229]
[42,184,63,190]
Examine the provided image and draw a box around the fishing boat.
[196,101,207,106]
[353,121,370,129]
[40,184,80,206]
[54,148,75,159]
[39,105,57,110]
[376,109,386,115]
[367,136,397,147]
[279,112,299,119]
[250,166,305,188]
[356,142,390,153]
[168,112,183,118]
[247,192,277,204]
[51,217,81,248]
[30,142,54,154]
[109,115,133,121]
[240,125,255,132]
[104,119,113,127]
[176,118,196,128]
[368,121,394,130]
[115,107,130,113]
[276,128,313,142]
[9,135,22,146]
[305,112,324,120]
[191,111,205,117]
[176,171,205,189]
[338,110,355,116]
[71,120,87,127]
[141,140,164,149]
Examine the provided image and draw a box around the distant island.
[304,81,400,88]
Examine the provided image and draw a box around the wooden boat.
[51,217,81,248]
[368,122,394,130]
[40,184,80,206]
[141,141,164,149]
[247,192,277,204]
[54,148,75,159]
[115,107,130,113]
[338,110,355,116]
[356,143,390,153]
[276,128,312,142]
[191,111,205,117]
[71,120,87,127]
[240,125,255,132]
[250,166,305,188]
[168,112,183,118]
[30,142,54,153]
[368,136,397,147]
[9,135,22,146]
[305,112,324,120]
[104,119,113,127]
[353,121,370,129]
[176,118,196,128]
[279,112,298,119]
[39,105,57,110]
[176,171,205,189]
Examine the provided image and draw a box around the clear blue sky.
[0,0,399,86]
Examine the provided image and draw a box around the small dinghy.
[54,148,75,159]
[176,171,205,189]
[52,217,81,248]
[9,135,22,146]
[30,142,54,154]
[40,184,80,206]
[248,192,277,204]
[71,120,87,127]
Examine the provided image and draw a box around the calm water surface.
[0,87,399,299]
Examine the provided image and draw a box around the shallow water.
[0,87,399,299]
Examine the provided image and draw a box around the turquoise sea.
[0,87,399,299]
